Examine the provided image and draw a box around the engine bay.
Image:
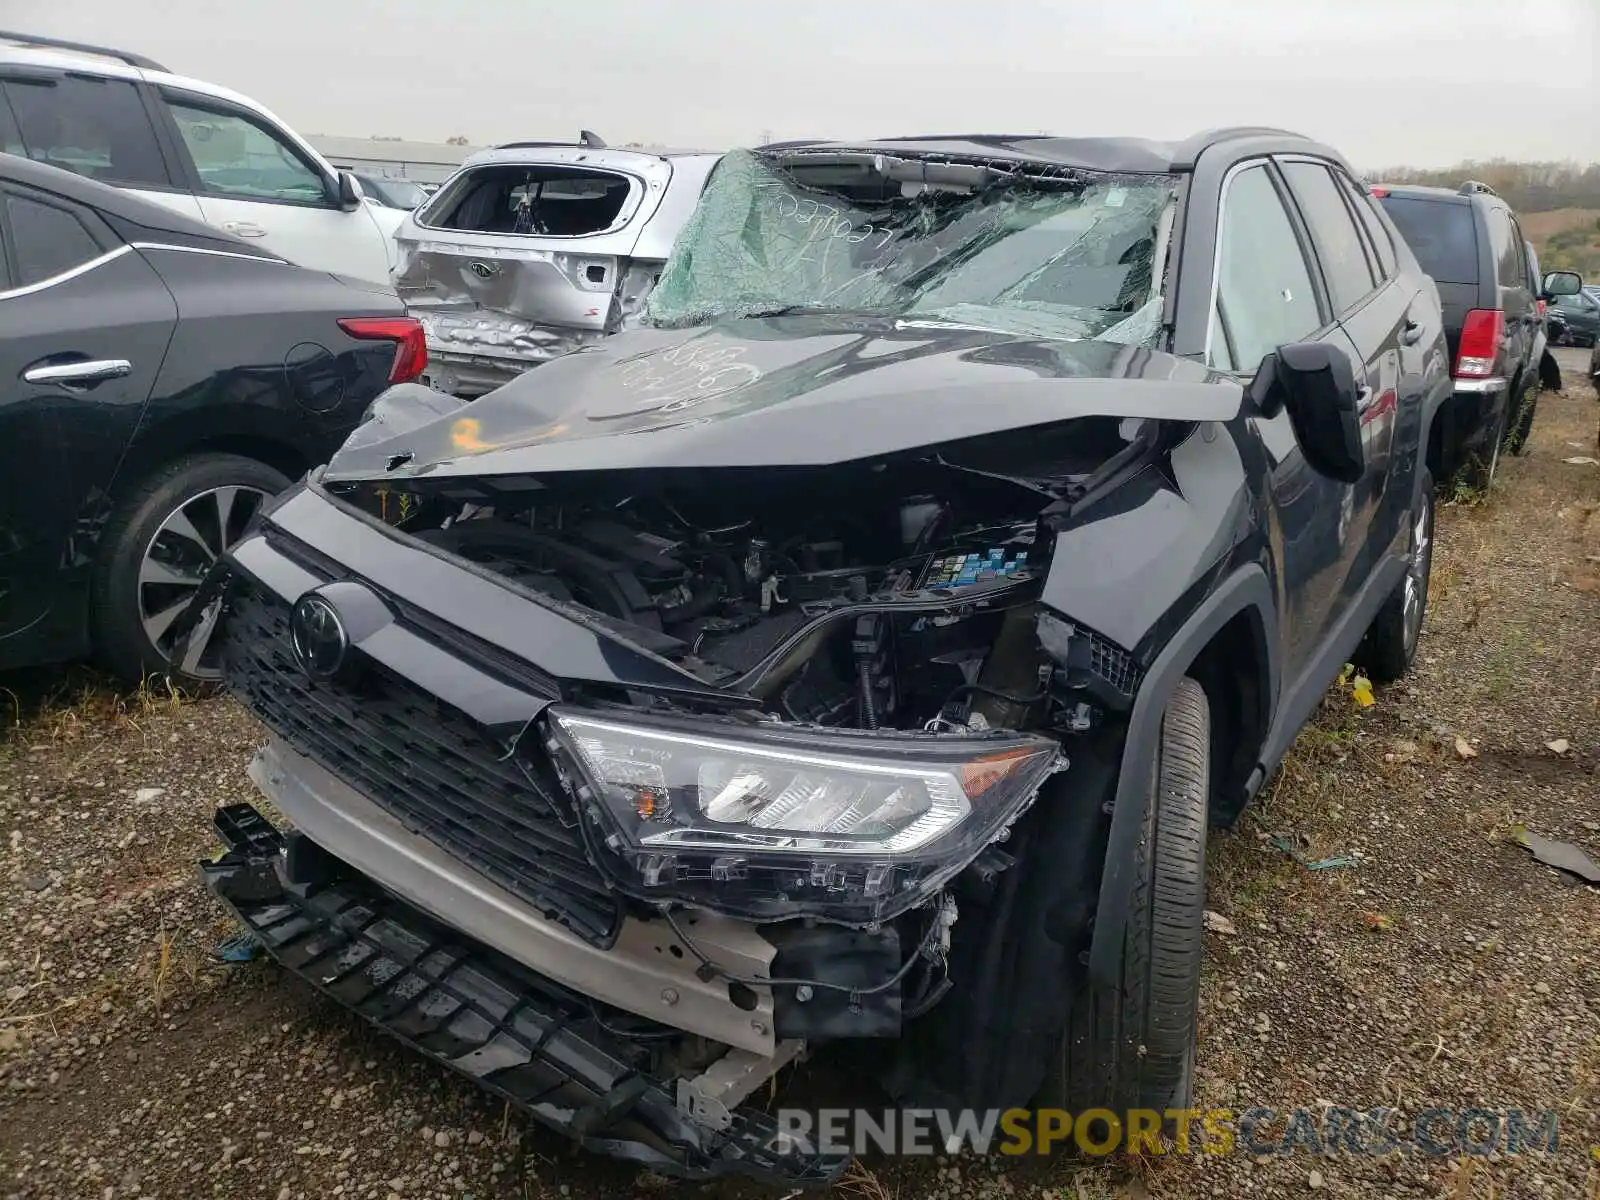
[409,481,1048,732]
[329,412,1163,737]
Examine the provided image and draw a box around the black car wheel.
[1458,408,1504,494]
[1506,377,1539,456]
[1360,469,1434,684]
[1043,676,1210,1115]
[93,453,288,689]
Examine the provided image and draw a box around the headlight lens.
[548,709,1061,857]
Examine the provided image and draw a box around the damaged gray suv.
[196,128,1449,1185]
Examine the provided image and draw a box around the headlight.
[545,707,1064,920]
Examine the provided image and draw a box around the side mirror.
[1248,342,1365,483]
[335,170,362,213]
[1542,270,1583,299]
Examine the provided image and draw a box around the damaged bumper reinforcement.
[200,799,846,1188]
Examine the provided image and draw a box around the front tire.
[92,453,288,690]
[1041,676,1211,1115]
[1360,469,1434,684]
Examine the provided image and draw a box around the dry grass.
[1518,207,1600,241]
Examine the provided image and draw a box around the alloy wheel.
[138,485,268,679]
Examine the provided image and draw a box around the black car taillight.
[338,316,428,384]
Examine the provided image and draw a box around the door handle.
[222,221,267,237]
[23,358,132,387]
[1400,319,1424,347]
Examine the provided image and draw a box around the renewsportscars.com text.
[775,1107,1562,1158]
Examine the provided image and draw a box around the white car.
[0,30,402,287]
[393,134,720,396]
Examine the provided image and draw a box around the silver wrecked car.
[392,131,720,396]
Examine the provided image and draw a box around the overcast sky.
[12,0,1599,167]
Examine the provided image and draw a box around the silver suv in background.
[393,132,720,396]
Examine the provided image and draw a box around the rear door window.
[1279,161,1379,313]
[1,75,172,188]
[1336,173,1396,279]
[5,192,106,286]
[1377,195,1478,285]
[1486,208,1523,292]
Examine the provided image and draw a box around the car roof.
[460,145,720,170]
[759,127,1332,176]
[0,150,267,248]
[0,37,342,179]
[1372,183,1502,211]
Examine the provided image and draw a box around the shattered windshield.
[646,148,1177,345]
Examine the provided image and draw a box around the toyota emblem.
[289,593,348,680]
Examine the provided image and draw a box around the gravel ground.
[2,350,1597,1200]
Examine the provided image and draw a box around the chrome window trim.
[130,241,289,265]
[0,240,289,301]
[0,244,134,300]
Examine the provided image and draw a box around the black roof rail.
[1458,179,1498,196]
[494,130,607,152]
[0,29,167,72]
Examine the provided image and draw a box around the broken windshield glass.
[646,148,1177,345]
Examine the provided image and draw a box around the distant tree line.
[1365,159,1600,214]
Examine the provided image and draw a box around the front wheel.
[1360,469,1434,684]
[92,453,289,690]
[1040,676,1211,1115]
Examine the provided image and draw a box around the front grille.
[222,582,622,946]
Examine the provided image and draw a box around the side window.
[1280,161,1378,312]
[1336,171,1397,279]
[0,92,22,158]
[1,75,171,188]
[1507,216,1534,291]
[5,194,105,286]
[165,99,329,206]
[1486,209,1523,291]
[1212,164,1323,372]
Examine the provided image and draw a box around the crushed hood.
[322,316,1243,481]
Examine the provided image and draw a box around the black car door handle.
[23,358,133,388]
[1400,319,1424,347]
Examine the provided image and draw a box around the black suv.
[198,128,1450,1185]
[1373,181,1557,480]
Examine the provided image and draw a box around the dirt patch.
[3,353,1598,1199]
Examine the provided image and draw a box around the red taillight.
[1369,186,1389,198]
[1537,298,1548,317]
[1454,308,1504,379]
[337,316,428,384]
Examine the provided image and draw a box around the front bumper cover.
[200,805,846,1188]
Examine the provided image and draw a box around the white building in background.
[306,135,488,186]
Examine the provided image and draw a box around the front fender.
[1040,419,1255,656]
[1086,563,1278,987]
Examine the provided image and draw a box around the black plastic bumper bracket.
[198,804,844,1188]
